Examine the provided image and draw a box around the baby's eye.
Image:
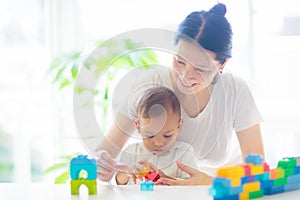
[164,135,173,138]
[146,135,154,139]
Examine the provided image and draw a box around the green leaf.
[54,170,70,184]
[59,78,71,89]
[71,64,78,79]
[53,66,66,83]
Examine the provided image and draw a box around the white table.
[1,183,300,200]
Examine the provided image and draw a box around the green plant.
[45,39,159,183]
[44,153,80,184]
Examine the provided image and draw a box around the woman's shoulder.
[218,72,250,91]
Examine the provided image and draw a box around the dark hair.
[175,3,232,64]
[136,85,181,118]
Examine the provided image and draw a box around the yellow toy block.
[243,181,260,193]
[138,163,151,177]
[276,168,285,178]
[249,164,263,175]
[217,166,245,178]
[239,192,249,200]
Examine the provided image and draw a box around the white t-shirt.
[119,141,197,180]
[115,66,263,176]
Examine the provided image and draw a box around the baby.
[115,85,197,185]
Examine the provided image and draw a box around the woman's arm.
[96,113,135,157]
[96,113,135,181]
[236,124,265,161]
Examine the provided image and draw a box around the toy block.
[264,185,284,195]
[273,177,287,187]
[283,167,294,177]
[260,180,273,189]
[138,163,151,177]
[278,157,297,169]
[140,180,154,191]
[284,182,300,192]
[243,181,260,193]
[70,155,97,180]
[276,168,285,178]
[263,162,270,172]
[249,190,263,199]
[245,154,263,165]
[70,179,97,195]
[269,169,278,180]
[239,192,249,200]
[241,165,251,176]
[255,172,270,181]
[248,164,263,175]
[295,166,300,174]
[217,166,245,179]
[209,154,300,200]
[287,174,300,184]
[241,175,256,184]
[144,170,160,182]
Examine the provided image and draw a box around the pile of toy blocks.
[209,154,300,200]
[70,155,97,195]
[138,163,160,191]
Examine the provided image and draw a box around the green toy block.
[278,158,297,169]
[249,190,264,199]
[70,179,97,195]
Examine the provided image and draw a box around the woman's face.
[171,39,220,94]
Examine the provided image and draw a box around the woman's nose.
[181,64,194,79]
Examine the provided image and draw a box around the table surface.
[1,183,300,200]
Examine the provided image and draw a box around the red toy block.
[145,170,160,182]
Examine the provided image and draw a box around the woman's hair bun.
[208,3,227,16]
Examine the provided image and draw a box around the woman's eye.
[146,135,154,139]
[176,59,185,65]
[195,68,205,73]
[164,135,172,138]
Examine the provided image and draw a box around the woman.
[96,3,265,185]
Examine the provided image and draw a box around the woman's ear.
[134,119,141,133]
[219,58,229,72]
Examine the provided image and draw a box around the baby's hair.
[175,3,232,64]
[136,85,181,118]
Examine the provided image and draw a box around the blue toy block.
[287,174,300,184]
[264,186,284,195]
[284,182,300,192]
[295,166,300,174]
[260,180,273,189]
[140,181,154,191]
[70,155,97,180]
[213,194,239,200]
[255,172,270,181]
[245,154,263,165]
[213,178,231,188]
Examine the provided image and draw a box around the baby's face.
[136,109,182,155]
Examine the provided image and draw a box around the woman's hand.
[96,150,128,182]
[156,161,212,186]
